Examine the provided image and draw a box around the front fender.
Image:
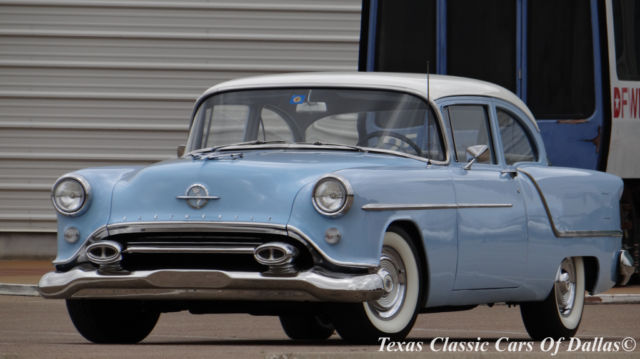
[53,166,142,264]
[287,165,458,277]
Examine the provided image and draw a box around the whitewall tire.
[331,226,423,343]
[520,257,585,340]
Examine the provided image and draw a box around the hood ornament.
[177,184,219,209]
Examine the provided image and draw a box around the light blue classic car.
[39,72,633,344]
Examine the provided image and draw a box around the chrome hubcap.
[555,258,576,317]
[369,246,406,319]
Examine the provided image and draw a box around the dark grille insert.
[107,231,314,272]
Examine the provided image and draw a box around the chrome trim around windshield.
[517,169,623,238]
[361,203,513,211]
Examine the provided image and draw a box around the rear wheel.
[520,257,585,340]
[66,299,159,343]
[279,313,334,340]
[331,227,423,343]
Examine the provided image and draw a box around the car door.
[442,99,528,290]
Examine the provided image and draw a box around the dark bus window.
[613,0,640,80]
[447,0,516,93]
[374,0,436,73]
[527,0,594,119]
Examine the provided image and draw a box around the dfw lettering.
[613,86,640,119]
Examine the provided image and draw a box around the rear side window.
[446,105,495,164]
[497,109,538,165]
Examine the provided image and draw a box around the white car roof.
[199,72,538,130]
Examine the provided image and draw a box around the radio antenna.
[425,61,432,166]
[426,61,430,101]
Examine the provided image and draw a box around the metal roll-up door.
[0,0,361,254]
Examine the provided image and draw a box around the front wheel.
[66,299,159,343]
[331,227,423,343]
[520,257,585,340]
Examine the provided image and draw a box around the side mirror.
[463,144,489,170]
[177,145,186,158]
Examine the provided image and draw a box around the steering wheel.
[364,131,422,156]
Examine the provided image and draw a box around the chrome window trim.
[361,203,513,211]
[517,169,623,238]
[51,175,91,216]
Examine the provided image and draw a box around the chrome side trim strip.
[38,268,386,302]
[517,169,623,238]
[361,203,512,211]
[123,245,257,255]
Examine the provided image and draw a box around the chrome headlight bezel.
[51,175,91,216]
[312,175,354,217]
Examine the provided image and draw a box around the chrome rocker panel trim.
[38,268,386,302]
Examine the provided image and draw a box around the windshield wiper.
[296,142,369,153]
[188,140,288,158]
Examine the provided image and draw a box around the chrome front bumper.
[38,268,386,302]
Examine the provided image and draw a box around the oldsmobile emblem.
[177,184,219,209]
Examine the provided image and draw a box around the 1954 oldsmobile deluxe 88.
[39,72,634,344]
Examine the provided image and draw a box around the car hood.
[109,150,415,226]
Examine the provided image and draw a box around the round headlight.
[52,176,90,215]
[312,175,353,217]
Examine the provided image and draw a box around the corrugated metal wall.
[0,0,361,236]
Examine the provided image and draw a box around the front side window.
[187,88,445,161]
[497,108,538,164]
[446,105,495,164]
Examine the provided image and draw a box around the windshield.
[186,88,445,160]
